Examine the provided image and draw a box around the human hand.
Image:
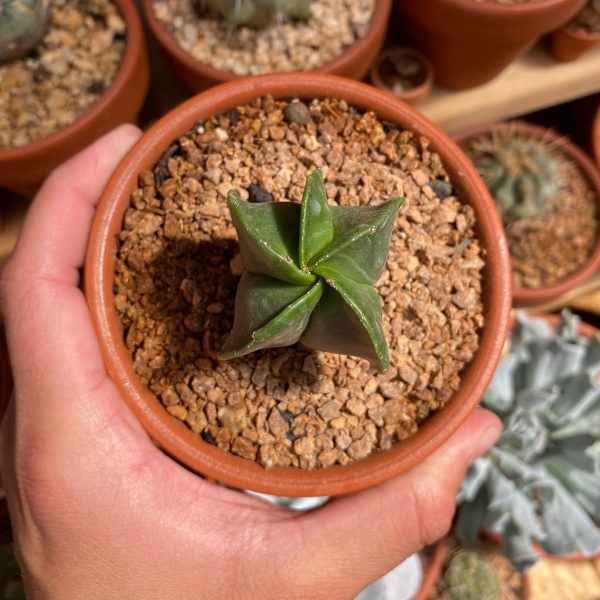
[0,125,502,600]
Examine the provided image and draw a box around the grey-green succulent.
[218,169,403,372]
[456,310,600,571]
[0,0,48,62]
[469,132,560,221]
[444,550,500,600]
[198,0,312,28]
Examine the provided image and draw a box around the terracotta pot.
[453,121,600,307]
[142,0,392,92]
[85,72,512,496]
[395,0,587,90]
[369,47,434,105]
[550,23,600,61]
[0,0,150,197]
[593,102,600,170]
[413,539,447,600]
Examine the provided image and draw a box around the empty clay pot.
[0,0,150,197]
[85,73,511,496]
[369,47,434,105]
[142,0,392,92]
[395,0,587,89]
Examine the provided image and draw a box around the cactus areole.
[218,170,403,372]
[0,0,49,62]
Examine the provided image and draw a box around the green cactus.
[445,550,500,600]
[199,0,312,28]
[218,169,403,372]
[0,0,49,62]
[470,133,559,221]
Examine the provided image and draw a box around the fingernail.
[470,424,501,461]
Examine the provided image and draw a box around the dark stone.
[226,108,240,126]
[88,80,106,95]
[153,142,179,186]
[284,101,311,126]
[428,179,454,199]
[280,409,295,422]
[247,183,273,203]
[382,120,400,132]
[202,430,217,446]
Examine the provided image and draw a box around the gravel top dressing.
[114,96,485,470]
[152,0,376,76]
[464,134,598,290]
[0,0,125,148]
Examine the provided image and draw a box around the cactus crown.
[0,0,48,62]
[218,169,403,372]
[199,0,312,28]
[444,550,500,600]
[456,311,600,572]
[470,132,560,221]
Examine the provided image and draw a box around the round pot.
[412,539,447,600]
[85,72,512,497]
[395,0,587,90]
[0,0,150,197]
[550,23,600,61]
[453,121,600,307]
[369,47,434,105]
[142,0,392,92]
[593,101,600,169]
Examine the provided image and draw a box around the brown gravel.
[152,0,375,76]
[0,0,125,148]
[567,0,600,34]
[113,96,485,470]
[463,134,599,290]
[430,537,525,600]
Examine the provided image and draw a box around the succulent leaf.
[219,170,403,371]
[457,310,600,571]
[0,0,48,62]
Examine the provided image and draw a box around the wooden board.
[418,43,600,133]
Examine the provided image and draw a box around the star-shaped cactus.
[218,170,403,372]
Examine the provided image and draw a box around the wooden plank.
[528,558,600,599]
[418,43,600,133]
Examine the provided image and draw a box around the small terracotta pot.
[142,0,392,92]
[550,23,600,61]
[85,73,512,497]
[413,539,447,600]
[453,121,600,308]
[0,0,150,197]
[593,102,600,169]
[369,47,434,105]
[395,0,587,90]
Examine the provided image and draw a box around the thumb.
[279,408,501,599]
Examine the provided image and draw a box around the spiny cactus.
[198,0,312,28]
[444,550,500,600]
[0,0,49,62]
[469,132,560,221]
[218,169,403,372]
[456,310,600,572]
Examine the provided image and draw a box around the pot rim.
[85,72,512,496]
[556,22,600,41]
[413,538,447,600]
[421,0,584,16]
[594,103,600,168]
[453,120,600,307]
[141,0,392,82]
[369,46,434,103]
[0,0,143,161]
